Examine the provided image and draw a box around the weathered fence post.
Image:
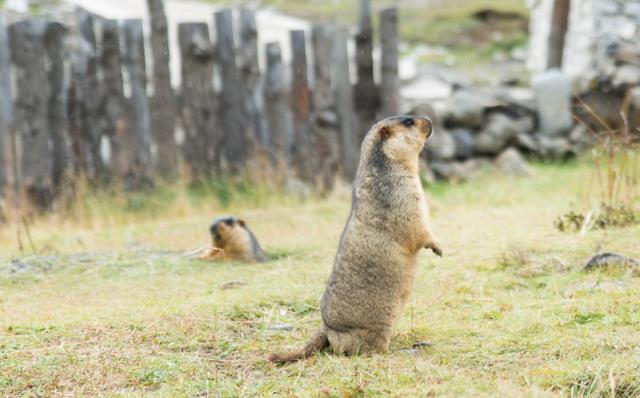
[379,7,400,118]
[100,19,132,182]
[312,24,334,113]
[0,14,17,205]
[147,0,177,176]
[264,42,291,168]
[332,27,358,180]
[123,19,152,177]
[44,22,70,188]
[547,0,571,69]
[354,0,379,141]
[215,9,250,172]
[289,30,313,182]
[239,8,267,147]
[76,11,104,180]
[9,20,53,211]
[311,24,340,192]
[178,22,217,181]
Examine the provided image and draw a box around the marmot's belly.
[321,245,416,334]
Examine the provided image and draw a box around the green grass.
[1,160,640,396]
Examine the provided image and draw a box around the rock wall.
[528,0,640,88]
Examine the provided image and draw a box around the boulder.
[613,64,640,87]
[495,147,531,176]
[533,69,573,136]
[451,128,475,159]
[513,132,538,152]
[568,124,593,152]
[419,159,436,185]
[536,135,574,160]
[443,89,501,128]
[473,113,533,155]
[583,252,639,271]
[430,158,493,182]
[424,129,456,161]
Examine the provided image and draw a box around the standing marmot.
[268,115,442,363]
[198,216,267,263]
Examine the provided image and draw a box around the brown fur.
[268,115,442,363]
[198,216,267,263]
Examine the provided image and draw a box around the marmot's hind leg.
[326,328,390,356]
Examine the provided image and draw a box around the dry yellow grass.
[1,160,639,397]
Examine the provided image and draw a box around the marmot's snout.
[413,116,433,138]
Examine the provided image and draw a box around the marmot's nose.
[415,116,433,137]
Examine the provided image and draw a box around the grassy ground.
[1,161,640,397]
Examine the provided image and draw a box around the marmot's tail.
[268,329,329,363]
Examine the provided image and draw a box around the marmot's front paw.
[197,246,224,260]
[426,241,443,257]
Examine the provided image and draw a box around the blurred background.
[0,0,637,217]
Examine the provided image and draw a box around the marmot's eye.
[401,117,414,128]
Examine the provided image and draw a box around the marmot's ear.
[238,219,246,227]
[379,126,392,141]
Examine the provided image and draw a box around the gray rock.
[443,89,501,128]
[533,69,573,136]
[431,158,493,181]
[613,64,640,87]
[496,147,531,176]
[473,113,532,155]
[568,124,593,152]
[419,159,436,185]
[583,252,639,271]
[267,324,294,331]
[537,135,574,160]
[424,129,456,161]
[451,128,475,159]
[514,132,538,152]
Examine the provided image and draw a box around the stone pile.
[415,78,589,182]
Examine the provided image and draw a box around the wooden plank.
[238,8,267,147]
[0,14,17,205]
[147,0,177,176]
[9,19,53,211]
[546,0,571,69]
[311,23,339,192]
[100,19,133,182]
[44,22,70,187]
[264,42,291,167]
[354,0,379,142]
[215,9,250,172]
[379,7,400,118]
[332,27,358,180]
[178,22,217,180]
[123,19,152,172]
[76,11,105,180]
[289,29,313,182]
[311,24,334,112]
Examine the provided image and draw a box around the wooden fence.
[0,0,400,212]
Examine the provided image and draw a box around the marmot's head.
[209,216,246,247]
[366,115,433,167]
